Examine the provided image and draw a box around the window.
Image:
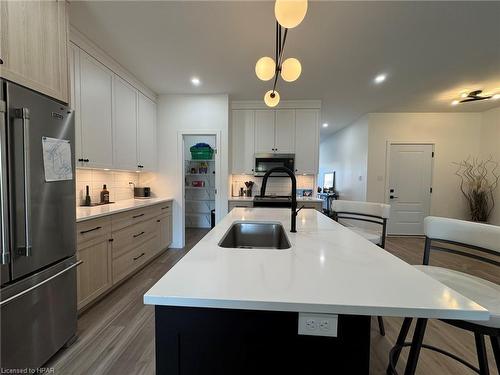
[324,172,334,189]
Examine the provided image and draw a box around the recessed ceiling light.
[191,77,201,86]
[374,74,387,84]
[493,94,500,100]
[322,123,329,128]
[451,100,459,106]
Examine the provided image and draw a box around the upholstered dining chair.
[331,200,391,336]
[387,216,500,375]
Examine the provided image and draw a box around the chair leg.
[474,333,490,375]
[378,316,386,336]
[490,335,500,373]
[403,318,428,375]
[386,317,413,375]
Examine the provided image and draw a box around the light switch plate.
[298,313,338,337]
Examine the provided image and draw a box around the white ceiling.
[69,1,500,136]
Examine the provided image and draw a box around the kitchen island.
[144,208,488,374]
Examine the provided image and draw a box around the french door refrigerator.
[0,79,79,370]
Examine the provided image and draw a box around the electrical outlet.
[298,313,338,337]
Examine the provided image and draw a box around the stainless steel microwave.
[254,153,295,176]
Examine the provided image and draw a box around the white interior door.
[387,144,433,235]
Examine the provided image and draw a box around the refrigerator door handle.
[0,260,83,306]
[0,100,9,264]
[14,108,32,257]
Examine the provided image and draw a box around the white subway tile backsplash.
[76,169,139,206]
[230,174,315,197]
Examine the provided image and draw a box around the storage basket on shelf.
[190,143,214,160]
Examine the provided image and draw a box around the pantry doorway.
[178,131,221,247]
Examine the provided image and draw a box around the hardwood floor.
[46,232,499,375]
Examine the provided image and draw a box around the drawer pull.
[161,206,170,210]
[133,231,145,238]
[80,226,102,235]
[132,213,144,219]
[133,252,145,261]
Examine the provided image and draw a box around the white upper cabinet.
[113,76,138,170]
[69,43,82,164]
[275,110,295,153]
[254,110,276,153]
[70,42,158,172]
[254,109,295,154]
[231,110,255,174]
[137,93,158,172]
[79,52,113,169]
[294,109,319,174]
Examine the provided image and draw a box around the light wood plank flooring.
[46,232,499,375]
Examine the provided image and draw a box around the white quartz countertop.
[229,196,323,202]
[76,197,173,222]
[144,208,488,320]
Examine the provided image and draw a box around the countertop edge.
[143,296,490,321]
[76,198,174,222]
[228,197,323,202]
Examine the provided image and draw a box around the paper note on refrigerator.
[42,136,73,182]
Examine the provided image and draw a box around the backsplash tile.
[230,175,315,197]
[76,169,140,206]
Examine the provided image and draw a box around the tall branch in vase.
[454,156,499,222]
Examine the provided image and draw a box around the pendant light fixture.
[255,0,307,107]
[275,0,308,29]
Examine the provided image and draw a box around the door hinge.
[214,148,218,154]
[214,188,217,195]
[430,187,433,193]
[431,152,434,157]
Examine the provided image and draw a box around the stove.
[253,195,292,208]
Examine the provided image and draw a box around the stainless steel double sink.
[218,221,291,249]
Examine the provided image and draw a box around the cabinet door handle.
[132,213,144,219]
[133,252,145,261]
[80,226,102,235]
[133,231,145,238]
[157,219,161,223]
[161,206,170,210]
[78,158,84,162]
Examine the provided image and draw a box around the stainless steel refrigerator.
[0,79,78,370]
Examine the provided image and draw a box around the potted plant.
[454,157,499,222]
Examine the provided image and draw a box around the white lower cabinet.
[76,203,172,311]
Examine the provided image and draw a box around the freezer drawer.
[0,256,79,370]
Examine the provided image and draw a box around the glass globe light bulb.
[274,0,308,29]
[255,57,276,81]
[264,90,280,107]
[280,58,302,82]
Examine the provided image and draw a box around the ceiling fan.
[459,90,492,103]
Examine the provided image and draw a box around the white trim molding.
[231,100,321,110]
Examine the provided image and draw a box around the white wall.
[151,95,229,247]
[366,113,482,219]
[480,106,500,225]
[319,115,369,201]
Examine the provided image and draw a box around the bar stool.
[387,216,500,375]
[331,200,391,336]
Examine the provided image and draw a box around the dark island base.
[155,306,371,374]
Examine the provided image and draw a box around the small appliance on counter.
[134,186,151,198]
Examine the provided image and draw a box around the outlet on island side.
[298,313,338,337]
